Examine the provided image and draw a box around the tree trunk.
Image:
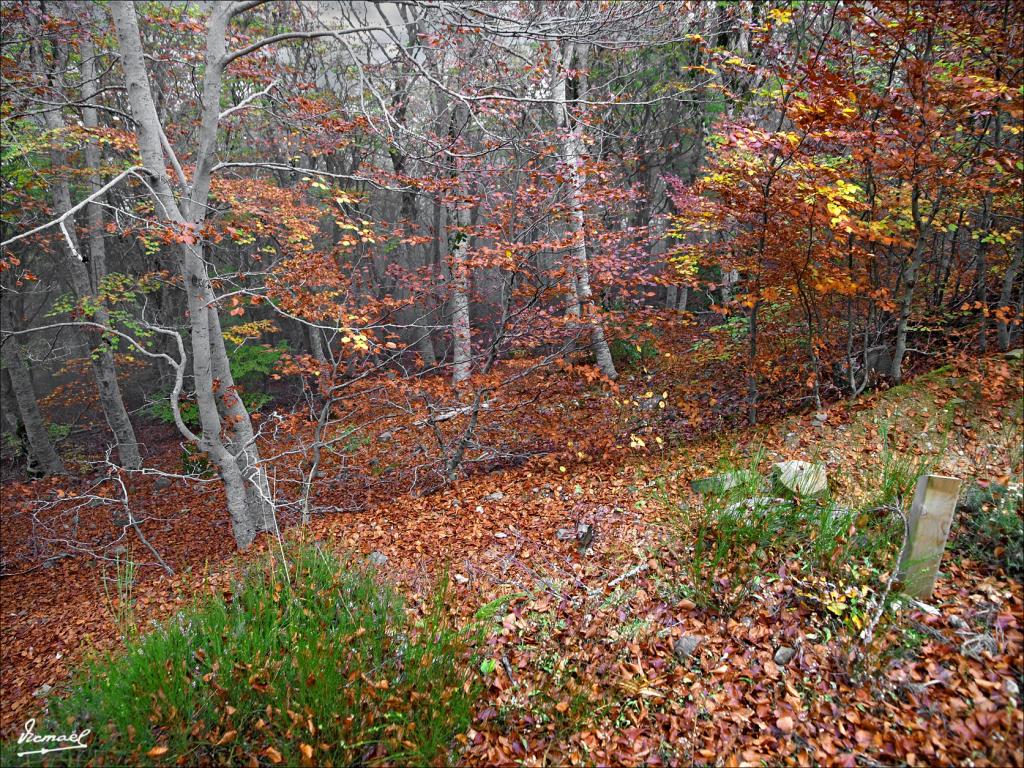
[975,192,993,352]
[1,306,64,475]
[553,41,617,380]
[446,103,473,385]
[112,1,272,547]
[747,299,760,426]
[32,9,142,469]
[677,285,689,312]
[414,306,438,369]
[448,206,473,384]
[997,238,1023,351]
[307,323,327,365]
[890,230,929,384]
[721,268,739,304]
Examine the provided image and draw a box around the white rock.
[674,635,704,660]
[773,460,828,497]
[1005,678,1020,698]
[774,646,796,666]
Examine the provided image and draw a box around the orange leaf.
[147,746,169,758]
[777,715,794,733]
[216,730,237,746]
[264,746,283,764]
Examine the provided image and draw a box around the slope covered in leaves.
[0,348,1021,765]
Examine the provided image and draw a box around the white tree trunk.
[448,212,473,383]
[552,41,617,380]
[890,237,926,384]
[446,103,473,385]
[112,1,272,547]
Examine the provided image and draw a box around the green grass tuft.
[5,543,479,766]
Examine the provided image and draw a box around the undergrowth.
[6,543,482,766]
[953,481,1024,579]
[666,443,907,614]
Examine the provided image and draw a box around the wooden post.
[898,474,961,599]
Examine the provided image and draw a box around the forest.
[0,0,1021,765]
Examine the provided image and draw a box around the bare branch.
[0,167,142,250]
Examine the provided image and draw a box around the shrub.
[15,544,479,766]
[177,443,216,479]
[148,343,285,428]
[609,336,658,369]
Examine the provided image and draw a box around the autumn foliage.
[0,1,1022,765]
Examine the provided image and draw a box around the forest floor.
[1,332,1022,765]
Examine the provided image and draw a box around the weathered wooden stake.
[898,474,961,599]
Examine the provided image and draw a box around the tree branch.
[0,167,142,250]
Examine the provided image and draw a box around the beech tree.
[0,0,1019,548]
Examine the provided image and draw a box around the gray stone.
[484,491,505,502]
[1005,678,1020,698]
[723,496,791,520]
[691,470,757,495]
[378,431,393,442]
[774,646,796,666]
[154,476,173,490]
[367,551,388,567]
[555,527,576,541]
[773,460,828,497]
[32,683,52,698]
[673,635,704,661]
